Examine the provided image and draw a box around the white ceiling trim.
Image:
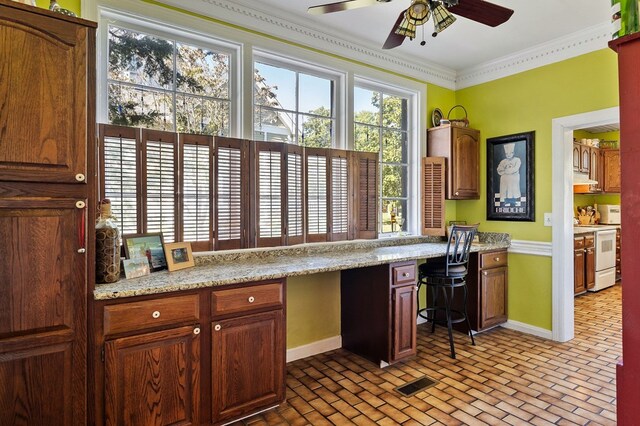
[154,0,458,89]
[455,22,611,90]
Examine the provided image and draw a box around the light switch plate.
[544,213,552,227]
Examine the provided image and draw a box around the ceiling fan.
[308,0,514,49]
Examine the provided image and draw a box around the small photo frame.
[122,233,167,272]
[164,242,195,272]
[122,258,151,279]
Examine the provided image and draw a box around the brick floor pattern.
[232,284,621,425]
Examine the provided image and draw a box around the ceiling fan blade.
[308,0,381,15]
[448,0,514,27]
[382,11,407,50]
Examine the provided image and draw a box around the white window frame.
[96,8,241,135]
[252,50,344,148]
[353,77,421,237]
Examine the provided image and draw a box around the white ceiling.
[203,0,610,72]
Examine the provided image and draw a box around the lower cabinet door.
[480,266,508,329]
[585,247,596,290]
[574,249,586,294]
[104,325,201,426]
[391,285,417,362]
[212,310,285,424]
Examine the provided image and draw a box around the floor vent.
[394,375,438,397]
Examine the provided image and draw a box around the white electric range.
[575,225,619,291]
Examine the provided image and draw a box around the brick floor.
[234,284,621,425]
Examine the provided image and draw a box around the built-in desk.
[91,234,509,425]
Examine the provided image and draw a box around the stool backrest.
[445,224,478,276]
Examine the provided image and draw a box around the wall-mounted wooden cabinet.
[427,125,480,200]
[573,143,620,193]
[602,149,621,193]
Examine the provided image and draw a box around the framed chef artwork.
[486,131,535,221]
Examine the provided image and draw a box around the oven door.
[595,229,617,271]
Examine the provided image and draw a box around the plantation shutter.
[180,133,214,251]
[286,145,304,245]
[142,129,178,243]
[422,157,446,236]
[329,149,349,241]
[305,148,330,243]
[254,141,286,248]
[214,137,250,250]
[99,124,141,236]
[351,151,378,239]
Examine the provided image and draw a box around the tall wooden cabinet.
[427,125,480,200]
[0,2,95,425]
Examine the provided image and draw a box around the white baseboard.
[501,320,553,340]
[286,335,342,363]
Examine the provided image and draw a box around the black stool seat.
[417,225,478,359]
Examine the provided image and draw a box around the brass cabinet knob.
[152,311,160,319]
[75,173,85,182]
[77,248,86,254]
[402,272,409,277]
[214,324,221,331]
[193,327,200,335]
[75,201,85,209]
[248,296,255,303]
[494,257,500,262]
[455,191,459,196]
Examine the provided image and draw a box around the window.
[107,25,231,136]
[254,60,335,147]
[354,86,410,234]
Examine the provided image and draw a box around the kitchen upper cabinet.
[104,325,201,426]
[602,149,621,193]
[589,147,602,192]
[427,125,480,199]
[0,3,94,184]
[341,261,417,366]
[573,143,581,172]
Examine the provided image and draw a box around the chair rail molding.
[508,240,552,257]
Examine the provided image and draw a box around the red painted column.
[611,32,640,425]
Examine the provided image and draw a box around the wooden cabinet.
[95,282,286,426]
[427,125,480,199]
[211,283,285,425]
[573,234,595,295]
[0,3,95,424]
[104,325,201,426]
[602,149,621,192]
[465,250,508,331]
[573,142,604,193]
[341,261,417,366]
[590,147,602,192]
[573,142,581,172]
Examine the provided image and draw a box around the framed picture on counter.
[122,232,167,272]
[486,131,535,222]
[164,242,195,272]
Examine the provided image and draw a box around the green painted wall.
[35,0,80,16]
[455,49,619,330]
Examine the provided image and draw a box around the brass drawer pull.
[214,324,221,331]
[248,296,255,303]
[193,327,200,335]
[494,257,500,262]
[152,311,160,319]
[402,272,410,277]
[75,173,85,182]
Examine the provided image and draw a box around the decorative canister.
[95,199,121,284]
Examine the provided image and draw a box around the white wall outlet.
[544,212,552,227]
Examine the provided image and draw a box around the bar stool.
[417,224,478,359]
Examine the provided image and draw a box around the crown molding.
[153,0,457,89]
[455,22,611,90]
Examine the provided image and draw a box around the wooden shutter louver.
[215,137,249,250]
[329,150,349,241]
[142,129,178,243]
[99,124,141,236]
[254,141,285,247]
[286,145,304,245]
[422,157,446,236]
[351,151,378,239]
[180,133,214,251]
[305,148,329,243]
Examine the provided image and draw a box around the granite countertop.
[94,232,510,300]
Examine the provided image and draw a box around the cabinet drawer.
[574,236,585,250]
[480,251,508,269]
[103,294,200,336]
[392,264,416,285]
[212,282,283,317]
[584,234,595,248]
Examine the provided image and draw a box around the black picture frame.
[486,131,535,221]
[122,232,168,272]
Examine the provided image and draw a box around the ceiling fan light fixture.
[395,11,417,38]
[431,1,456,35]
[407,0,431,25]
